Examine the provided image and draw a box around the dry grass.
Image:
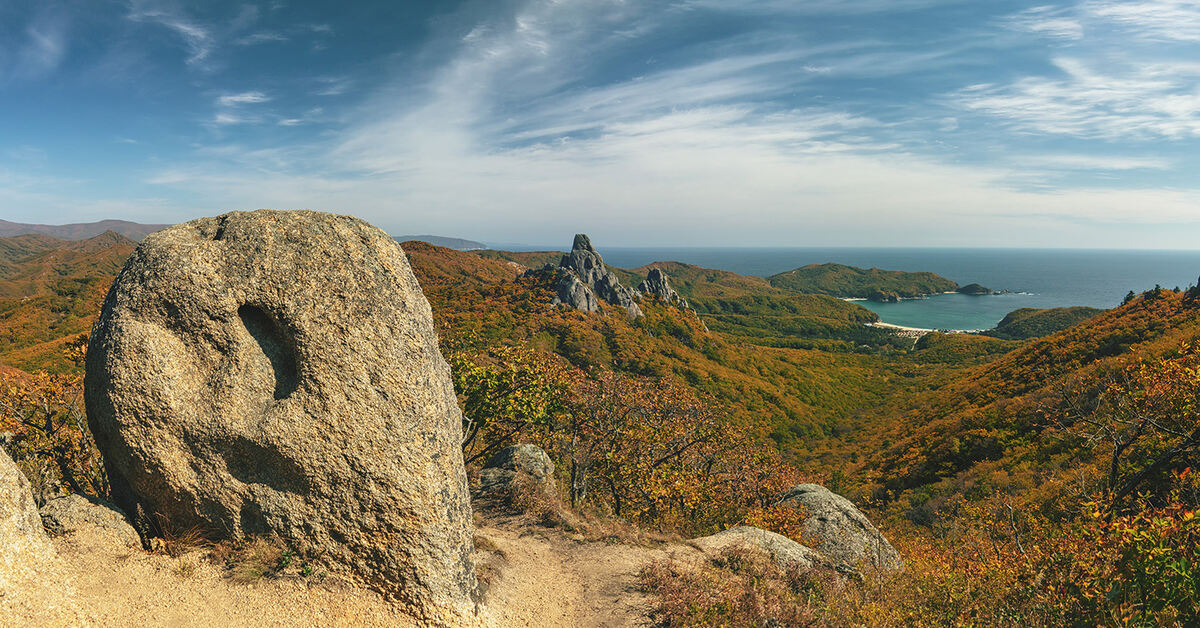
[472,532,510,592]
[638,545,828,627]
[205,536,318,584]
[153,514,210,558]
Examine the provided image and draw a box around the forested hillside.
[768,262,958,298]
[3,235,1197,624]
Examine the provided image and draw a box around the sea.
[503,246,1200,331]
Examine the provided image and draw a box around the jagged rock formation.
[558,234,642,318]
[480,444,557,496]
[551,269,599,313]
[84,209,478,625]
[775,484,902,571]
[692,526,824,572]
[40,494,140,549]
[637,268,688,309]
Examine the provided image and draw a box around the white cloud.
[126,2,214,67]
[1084,0,1200,42]
[953,58,1200,140]
[217,91,270,106]
[213,112,248,125]
[1004,6,1084,40]
[236,31,288,46]
[1021,154,1173,171]
[121,0,1200,248]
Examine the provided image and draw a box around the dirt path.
[476,517,703,627]
[3,512,696,626]
[3,528,416,627]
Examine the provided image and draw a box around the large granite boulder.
[560,234,642,318]
[40,493,140,549]
[84,210,477,625]
[692,526,823,572]
[479,444,556,495]
[776,484,902,571]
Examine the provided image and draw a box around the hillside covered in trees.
[3,233,1198,625]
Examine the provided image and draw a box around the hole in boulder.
[237,304,298,400]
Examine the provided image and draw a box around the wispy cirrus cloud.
[126,1,214,67]
[1003,6,1084,40]
[953,57,1200,140]
[217,91,270,106]
[1084,0,1200,42]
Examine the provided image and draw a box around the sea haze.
[513,247,1200,331]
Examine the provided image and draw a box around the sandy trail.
[476,515,702,628]
[3,513,693,627]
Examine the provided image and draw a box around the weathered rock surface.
[776,484,902,571]
[560,234,642,318]
[1,448,51,559]
[84,209,477,625]
[551,270,599,313]
[40,493,140,548]
[692,526,823,572]
[637,268,688,309]
[479,444,556,495]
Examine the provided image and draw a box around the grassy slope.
[768,262,958,298]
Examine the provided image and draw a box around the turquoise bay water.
[513,246,1200,331]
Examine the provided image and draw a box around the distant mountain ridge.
[0,219,168,241]
[395,235,486,250]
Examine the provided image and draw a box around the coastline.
[867,321,987,334]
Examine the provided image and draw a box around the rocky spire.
[558,234,642,318]
[637,267,688,309]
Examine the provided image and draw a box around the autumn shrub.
[452,344,806,538]
[639,546,825,627]
[0,371,106,503]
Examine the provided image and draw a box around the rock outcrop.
[637,268,688,309]
[550,270,599,313]
[692,526,823,572]
[479,444,556,495]
[559,234,642,318]
[776,484,902,571]
[84,209,477,625]
[40,493,140,549]
[1,448,52,562]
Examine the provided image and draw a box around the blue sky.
[2,0,1200,247]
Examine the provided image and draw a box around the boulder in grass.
[479,444,556,495]
[691,526,824,572]
[776,484,902,572]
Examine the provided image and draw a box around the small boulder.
[480,444,556,495]
[40,493,140,549]
[692,526,823,572]
[776,484,902,571]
